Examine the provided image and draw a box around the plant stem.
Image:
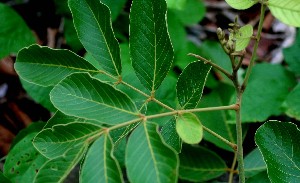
[203,126,237,150]
[228,151,238,183]
[188,53,233,80]
[241,3,266,91]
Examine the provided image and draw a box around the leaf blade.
[80,134,123,183]
[15,45,97,86]
[176,61,211,109]
[69,0,122,75]
[130,0,174,91]
[50,73,139,125]
[255,121,300,182]
[126,122,178,183]
[225,0,257,10]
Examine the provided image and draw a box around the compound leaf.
[176,113,203,144]
[34,145,87,183]
[126,122,178,183]
[50,73,139,125]
[225,0,257,10]
[69,0,122,76]
[80,134,123,183]
[255,121,300,182]
[33,122,101,159]
[0,3,35,59]
[15,45,97,86]
[177,61,211,109]
[130,0,174,91]
[179,145,227,182]
[269,0,300,27]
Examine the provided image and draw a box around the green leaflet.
[177,61,211,109]
[0,3,35,60]
[34,145,87,183]
[69,0,122,76]
[255,121,300,182]
[285,83,300,120]
[179,145,227,182]
[33,122,102,159]
[126,122,179,183]
[15,45,97,86]
[50,73,139,125]
[3,123,48,182]
[269,0,300,27]
[176,113,203,144]
[130,0,174,91]
[166,0,187,10]
[80,134,124,183]
[234,24,253,51]
[225,0,257,10]
[244,148,266,178]
[161,117,182,153]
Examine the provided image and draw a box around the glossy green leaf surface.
[242,63,296,122]
[50,73,139,125]
[235,24,253,51]
[161,118,182,153]
[283,30,300,76]
[34,145,87,183]
[34,122,101,159]
[246,171,270,183]
[255,121,300,182]
[244,148,266,178]
[44,111,102,129]
[225,0,257,10]
[285,83,300,120]
[126,122,178,183]
[15,45,97,86]
[176,113,203,144]
[80,134,123,183]
[177,61,211,109]
[197,91,236,151]
[179,145,227,182]
[20,79,56,111]
[3,123,48,182]
[69,0,122,76]
[269,0,300,27]
[0,3,35,59]
[130,0,174,91]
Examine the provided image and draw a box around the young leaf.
[34,145,87,183]
[225,0,257,10]
[69,0,122,76]
[166,0,187,10]
[33,122,102,159]
[3,123,48,182]
[130,0,174,91]
[50,73,139,125]
[179,145,227,182]
[234,24,253,51]
[244,148,266,178]
[268,0,300,27]
[285,83,300,120]
[177,61,211,109]
[176,113,203,144]
[161,118,182,153]
[80,134,123,183]
[255,121,300,182]
[15,45,97,86]
[126,122,178,183]
[0,3,35,59]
